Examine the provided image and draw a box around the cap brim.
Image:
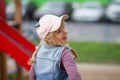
[50,15,69,32]
[61,14,69,21]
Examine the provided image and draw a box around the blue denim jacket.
[35,43,70,80]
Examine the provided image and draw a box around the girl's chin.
[63,40,68,44]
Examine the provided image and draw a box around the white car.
[72,2,104,22]
[33,2,73,20]
[106,0,120,22]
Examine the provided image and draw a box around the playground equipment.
[0,20,35,70]
[0,0,35,80]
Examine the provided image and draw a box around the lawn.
[69,41,120,64]
[8,41,120,80]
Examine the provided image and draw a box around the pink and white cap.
[36,14,69,39]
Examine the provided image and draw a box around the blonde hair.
[28,21,78,65]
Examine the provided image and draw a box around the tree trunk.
[14,0,24,80]
[0,51,8,80]
[0,0,7,80]
[14,0,22,32]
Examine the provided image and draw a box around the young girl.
[28,14,82,80]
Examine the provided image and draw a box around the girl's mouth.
[62,37,67,40]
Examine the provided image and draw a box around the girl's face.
[45,21,68,46]
[54,22,68,45]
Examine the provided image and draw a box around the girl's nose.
[64,29,68,34]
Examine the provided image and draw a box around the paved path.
[7,58,120,80]
[22,21,120,42]
[77,63,120,80]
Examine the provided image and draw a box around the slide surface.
[0,20,35,70]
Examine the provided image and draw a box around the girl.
[28,14,82,80]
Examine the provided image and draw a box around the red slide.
[0,20,35,70]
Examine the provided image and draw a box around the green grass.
[69,41,120,64]
[8,41,120,79]
[8,73,29,80]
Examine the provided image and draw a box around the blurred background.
[1,0,120,80]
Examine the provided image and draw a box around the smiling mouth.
[63,37,67,40]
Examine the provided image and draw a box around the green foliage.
[6,0,12,4]
[78,0,112,4]
[6,0,112,7]
[69,41,120,64]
